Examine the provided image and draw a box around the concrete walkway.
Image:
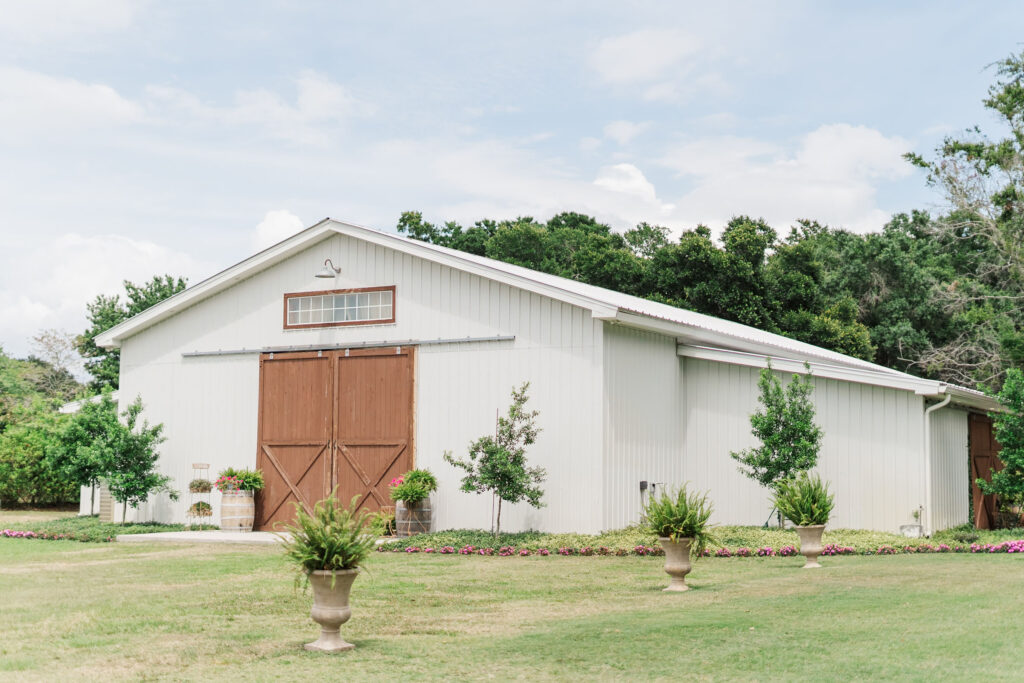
[117,530,286,545]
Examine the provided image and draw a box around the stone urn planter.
[795,524,825,568]
[305,569,359,652]
[220,490,254,532]
[658,537,693,591]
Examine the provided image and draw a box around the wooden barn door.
[970,413,1002,530]
[255,347,414,530]
[333,348,415,514]
[255,352,333,530]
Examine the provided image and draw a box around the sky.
[0,1,1020,362]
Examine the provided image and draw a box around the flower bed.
[0,517,187,543]
[377,539,1024,557]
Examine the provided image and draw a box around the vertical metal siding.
[930,408,969,532]
[115,233,604,531]
[602,324,683,530]
[680,358,927,532]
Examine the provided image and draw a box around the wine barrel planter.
[221,490,255,532]
[395,499,432,537]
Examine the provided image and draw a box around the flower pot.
[795,525,825,568]
[658,537,693,592]
[395,499,432,537]
[305,569,359,652]
[220,490,254,532]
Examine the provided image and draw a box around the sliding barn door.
[970,413,1002,530]
[255,347,414,530]
[255,352,333,530]
[334,348,415,514]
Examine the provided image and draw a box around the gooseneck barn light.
[314,258,341,278]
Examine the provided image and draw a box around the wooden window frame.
[283,285,397,330]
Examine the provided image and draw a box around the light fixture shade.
[314,258,340,278]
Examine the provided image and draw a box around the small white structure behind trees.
[89,219,1001,534]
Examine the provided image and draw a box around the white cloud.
[0,67,143,142]
[253,210,305,251]
[145,70,373,145]
[590,29,701,84]
[0,233,215,359]
[603,120,650,145]
[595,164,658,202]
[0,0,141,42]
[659,124,912,232]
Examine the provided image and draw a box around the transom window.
[284,286,395,328]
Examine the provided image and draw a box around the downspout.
[923,393,953,536]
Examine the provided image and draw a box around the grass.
[4,538,1024,680]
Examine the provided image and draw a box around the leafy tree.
[105,396,177,524]
[730,364,823,517]
[48,391,120,514]
[443,382,546,535]
[978,368,1024,504]
[77,275,187,391]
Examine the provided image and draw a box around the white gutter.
[923,394,953,536]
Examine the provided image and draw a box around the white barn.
[90,219,1002,534]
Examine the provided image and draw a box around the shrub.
[215,468,264,492]
[773,472,834,526]
[389,469,438,504]
[0,404,76,505]
[279,492,377,577]
[642,484,716,556]
[188,479,212,493]
[188,501,212,516]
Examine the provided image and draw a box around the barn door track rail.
[181,335,515,358]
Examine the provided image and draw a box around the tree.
[443,382,546,535]
[903,49,1024,388]
[48,391,120,514]
[77,275,187,391]
[105,397,177,524]
[978,368,1024,504]
[29,329,82,402]
[730,364,823,520]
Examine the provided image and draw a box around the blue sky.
[0,1,1020,360]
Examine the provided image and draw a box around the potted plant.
[900,507,924,538]
[189,478,212,493]
[773,472,835,568]
[642,485,716,592]
[280,492,377,653]
[390,469,438,537]
[188,501,213,517]
[215,468,265,532]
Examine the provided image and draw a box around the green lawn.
[3,539,1024,681]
